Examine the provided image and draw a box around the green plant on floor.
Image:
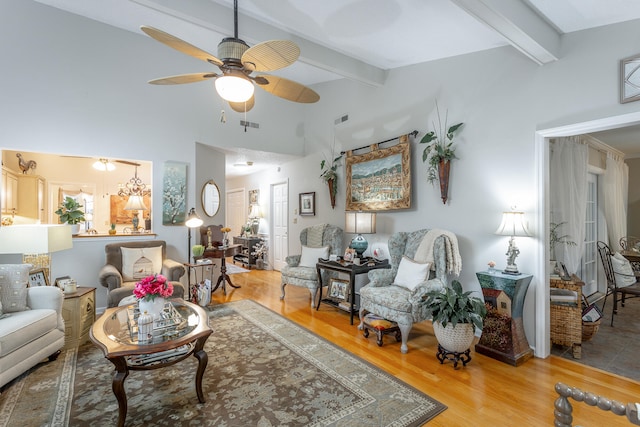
[423,280,487,331]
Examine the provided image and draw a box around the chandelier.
[118,165,150,197]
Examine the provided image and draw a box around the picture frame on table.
[299,192,316,216]
[582,304,603,322]
[328,278,350,302]
[343,248,356,262]
[28,268,49,287]
[55,276,71,289]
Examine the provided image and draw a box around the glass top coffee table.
[90,299,212,427]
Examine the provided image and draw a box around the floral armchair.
[281,224,343,307]
[358,229,452,353]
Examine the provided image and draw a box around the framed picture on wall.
[299,192,315,216]
[620,54,640,104]
[28,268,49,287]
[345,138,411,211]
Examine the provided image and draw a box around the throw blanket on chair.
[307,223,327,247]
[414,229,462,276]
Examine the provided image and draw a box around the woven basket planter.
[433,321,475,353]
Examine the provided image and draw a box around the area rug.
[0,299,446,426]
[226,263,251,274]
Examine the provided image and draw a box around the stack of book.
[550,288,578,304]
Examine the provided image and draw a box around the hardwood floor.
[211,268,640,426]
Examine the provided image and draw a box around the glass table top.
[103,300,201,346]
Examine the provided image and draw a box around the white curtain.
[603,152,628,250]
[550,136,588,274]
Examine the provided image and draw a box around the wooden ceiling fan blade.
[241,40,300,72]
[149,73,218,85]
[229,95,255,113]
[255,74,319,103]
[141,25,223,67]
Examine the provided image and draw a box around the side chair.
[597,241,640,326]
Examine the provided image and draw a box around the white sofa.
[0,265,65,389]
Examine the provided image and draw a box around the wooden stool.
[362,314,401,347]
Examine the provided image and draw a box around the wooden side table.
[315,258,390,325]
[62,286,96,350]
[475,271,533,366]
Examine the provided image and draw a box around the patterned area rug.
[0,300,445,426]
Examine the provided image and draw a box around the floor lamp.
[0,224,73,284]
[186,208,203,263]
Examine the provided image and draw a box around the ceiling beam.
[133,0,387,86]
[451,0,560,65]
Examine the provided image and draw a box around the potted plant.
[423,280,487,366]
[54,196,85,235]
[320,141,343,209]
[549,222,576,274]
[419,102,463,204]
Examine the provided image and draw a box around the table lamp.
[495,210,531,275]
[345,211,377,258]
[124,195,147,232]
[0,224,73,283]
[185,207,204,262]
[248,204,261,235]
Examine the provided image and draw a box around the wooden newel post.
[438,159,450,204]
[327,178,337,209]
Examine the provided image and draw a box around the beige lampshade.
[0,224,73,254]
[124,195,148,211]
[249,204,261,219]
[185,208,203,228]
[495,211,531,237]
[345,211,377,234]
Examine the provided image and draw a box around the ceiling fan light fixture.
[215,75,254,103]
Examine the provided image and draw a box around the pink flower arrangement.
[488,261,496,268]
[133,274,173,302]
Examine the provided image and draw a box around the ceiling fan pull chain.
[244,104,248,132]
[220,109,226,123]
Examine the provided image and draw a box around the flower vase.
[223,232,229,247]
[327,178,337,209]
[138,297,165,320]
[438,159,450,204]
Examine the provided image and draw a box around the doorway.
[271,181,288,271]
[535,110,640,358]
[226,188,246,237]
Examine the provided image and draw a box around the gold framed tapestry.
[345,138,411,211]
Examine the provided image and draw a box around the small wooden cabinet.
[62,287,96,350]
[1,167,18,214]
[233,236,263,268]
[17,174,46,222]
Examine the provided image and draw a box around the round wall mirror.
[202,180,220,217]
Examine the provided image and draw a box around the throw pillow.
[611,252,638,288]
[121,246,163,281]
[299,245,330,267]
[0,264,30,313]
[306,224,326,247]
[394,256,431,291]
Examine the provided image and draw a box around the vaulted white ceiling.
[32,0,640,173]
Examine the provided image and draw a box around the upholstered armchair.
[359,229,459,353]
[98,240,186,307]
[281,224,343,307]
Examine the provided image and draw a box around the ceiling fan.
[141,0,320,113]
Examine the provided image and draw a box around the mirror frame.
[201,179,221,217]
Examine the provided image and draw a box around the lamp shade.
[495,211,531,237]
[249,204,261,219]
[185,208,203,228]
[215,75,254,102]
[0,224,72,254]
[124,195,148,211]
[92,158,115,171]
[345,211,377,235]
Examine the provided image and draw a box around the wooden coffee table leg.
[109,357,130,427]
[194,335,210,403]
